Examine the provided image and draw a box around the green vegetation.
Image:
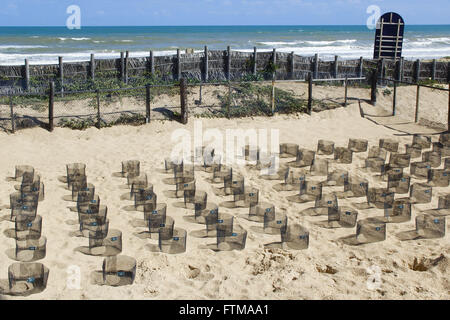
[383,88,392,96]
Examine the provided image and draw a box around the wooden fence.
[0,47,449,94]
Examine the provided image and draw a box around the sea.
[0,25,449,65]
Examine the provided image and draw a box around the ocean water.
[0,25,449,65]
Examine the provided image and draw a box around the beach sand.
[0,88,449,300]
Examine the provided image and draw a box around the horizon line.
[1,24,450,27]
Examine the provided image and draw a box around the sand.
[0,94,449,300]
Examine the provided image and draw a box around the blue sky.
[0,0,448,26]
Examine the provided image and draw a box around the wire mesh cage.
[427,169,450,187]
[194,203,219,224]
[70,182,95,202]
[279,143,299,158]
[231,187,259,207]
[416,214,446,238]
[334,147,353,164]
[387,174,411,194]
[384,198,411,223]
[77,195,101,213]
[389,153,411,168]
[445,158,450,171]
[367,188,395,209]
[5,263,49,296]
[216,224,247,251]
[98,255,136,287]
[405,144,423,159]
[79,218,109,239]
[317,140,335,156]
[173,163,195,183]
[410,183,432,204]
[439,132,450,147]
[354,219,386,244]
[365,157,386,174]
[413,135,431,149]
[379,138,399,153]
[410,162,432,179]
[243,145,260,162]
[247,202,275,223]
[422,151,441,168]
[10,193,39,221]
[287,180,322,203]
[381,166,403,182]
[14,165,35,182]
[211,165,232,184]
[78,207,108,226]
[280,224,309,250]
[310,158,328,176]
[432,142,450,157]
[328,206,358,228]
[438,194,450,209]
[221,175,245,196]
[133,187,156,209]
[18,175,44,201]
[120,160,140,178]
[338,176,368,198]
[323,170,348,187]
[146,207,172,233]
[289,148,315,168]
[312,193,339,215]
[348,139,368,153]
[184,190,207,209]
[12,237,47,262]
[66,163,86,187]
[260,211,288,236]
[368,146,388,161]
[13,214,42,240]
[127,180,153,202]
[87,229,123,256]
[158,228,187,254]
[202,154,222,173]
[127,173,148,189]
[164,157,184,174]
[173,179,196,199]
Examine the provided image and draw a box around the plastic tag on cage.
[87,210,93,214]
[210,209,217,215]
[90,222,98,226]
[425,190,430,193]
[117,271,125,277]
[32,187,37,192]
[173,237,180,241]
[249,193,255,197]
[402,178,406,182]
[311,187,316,190]
[152,210,157,215]
[265,208,272,213]
[233,181,237,184]
[375,227,381,231]
[299,235,307,239]
[91,200,97,204]
[434,219,440,224]
[23,206,28,210]
[345,211,352,216]
[399,205,404,209]
[184,184,188,187]
[27,223,33,227]
[146,195,152,200]
[27,277,35,283]
[232,233,237,237]
[327,201,332,204]
[276,220,282,225]
[160,224,165,227]
[360,183,364,187]
[83,188,90,192]
[111,237,118,242]
[218,220,224,224]
[29,246,36,251]
[300,177,304,181]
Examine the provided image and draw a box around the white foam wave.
[0,45,48,50]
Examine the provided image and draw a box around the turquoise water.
[0,25,449,65]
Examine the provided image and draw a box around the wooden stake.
[204,46,209,82]
[120,52,125,82]
[344,76,348,107]
[90,54,95,80]
[415,59,421,84]
[313,53,319,79]
[59,56,64,97]
[227,46,231,81]
[146,85,151,124]
[415,84,420,123]
[253,47,257,76]
[290,52,295,80]
[307,74,313,115]
[393,80,397,116]
[177,49,181,81]
[48,82,54,132]
[334,55,339,79]
[24,59,30,91]
[96,90,101,129]
[9,95,15,133]
[431,59,436,81]
[150,50,155,76]
[371,69,377,106]
[179,78,188,124]
[125,51,129,84]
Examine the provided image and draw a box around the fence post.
[448,83,450,132]
[24,59,30,91]
[120,52,125,82]
[271,77,275,115]
[9,95,15,133]
[227,81,232,119]
[227,46,231,81]
[415,84,420,123]
[177,49,181,81]
[90,54,95,81]
[253,47,257,76]
[398,57,404,81]
[204,46,209,82]
[313,53,319,79]
[48,81,54,132]
[393,80,397,116]
[334,55,339,79]
[290,51,295,80]
[199,84,202,105]
[59,56,64,97]
[380,58,386,85]
[150,50,155,77]
[146,85,151,124]
[371,69,378,106]
[359,56,364,78]
[344,76,348,107]
[307,73,313,115]
[431,59,436,81]
[96,90,101,129]
[179,78,188,124]
[415,59,421,83]
[125,51,129,84]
